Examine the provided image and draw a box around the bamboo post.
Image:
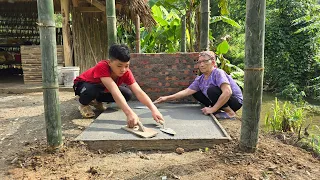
[135,14,141,53]
[239,0,266,152]
[61,0,72,66]
[200,0,209,51]
[180,14,186,52]
[37,0,62,149]
[106,0,117,57]
[187,1,194,52]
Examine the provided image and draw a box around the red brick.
[179,82,190,86]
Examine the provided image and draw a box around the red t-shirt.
[74,60,136,90]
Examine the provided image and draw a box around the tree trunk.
[61,0,72,66]
[180,15,186,52]
[106,0,117,57]
[240,0,266,152]
[37,0,62,150]
[135,14,141,53]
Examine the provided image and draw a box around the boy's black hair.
[109,44,130,62]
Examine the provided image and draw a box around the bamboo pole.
[187,1,194,52]
[106,0,117,56]
[200,0,209,51]
[36,0,62,149]
[239,0,266,152]
[135,14,141,53]
[61,0,72,66]
[180,14,186,52]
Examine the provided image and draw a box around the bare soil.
[0,92,319,180]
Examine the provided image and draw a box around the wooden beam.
[135,15,141,53]
[71,0,79,7]
[61,0,72,66]
[85,0,105,11]
[76,7,102,12]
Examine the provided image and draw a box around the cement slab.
[75,102,231,152]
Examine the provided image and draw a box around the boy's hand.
[154,96,169,104]
[127,112,139,128]
[151,109,164,123]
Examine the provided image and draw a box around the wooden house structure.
[0,0,155,83]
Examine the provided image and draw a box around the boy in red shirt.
[73,44,163,128]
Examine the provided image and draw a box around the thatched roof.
[115,0,156,28]
[0,0,156,28]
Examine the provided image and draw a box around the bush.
[277,83,306,102]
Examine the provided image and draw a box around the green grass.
[262,96,320,157]
[264,97,306,133]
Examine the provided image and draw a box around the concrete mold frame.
[76,102,231,152]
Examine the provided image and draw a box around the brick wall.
[130,53,199,102]
[20,50,200,103]
[21,45,64,84]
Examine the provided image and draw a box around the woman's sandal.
[78,105,95,118]
[214,112,236,120]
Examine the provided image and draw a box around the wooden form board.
[121,125,158,138]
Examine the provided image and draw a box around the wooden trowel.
[158,120,176,136]
[121,120,158,138]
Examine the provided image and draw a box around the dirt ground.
[0,92,319,180]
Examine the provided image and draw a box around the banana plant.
[210,16,241,29]
[148,0,200,52]
[141,4,182,52]
[215,38,244,88]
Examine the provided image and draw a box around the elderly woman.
[154,51,243,119]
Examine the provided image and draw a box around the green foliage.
[218,0,229,16]
[308,131,320,155]
[264,98,306,133]
[140,5,182,53]
[216,40,229,55]
[226,32,245,68]
[228,0,246,22]
[277,83,306,102]
[297,125,320,157]
[117,26,136,51]
[304,76,320,101]
[210,16,241,29]
[292,0,320,41]
[211,0,245,69]
[264,0,320,100]
[215,39,244,88]
[149,0,187,14]
[54,14,62,28]
[265,97,320,157]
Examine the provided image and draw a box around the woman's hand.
[154,96,169,104]
[201,106,215,115]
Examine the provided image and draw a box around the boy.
[73,44,163,127]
